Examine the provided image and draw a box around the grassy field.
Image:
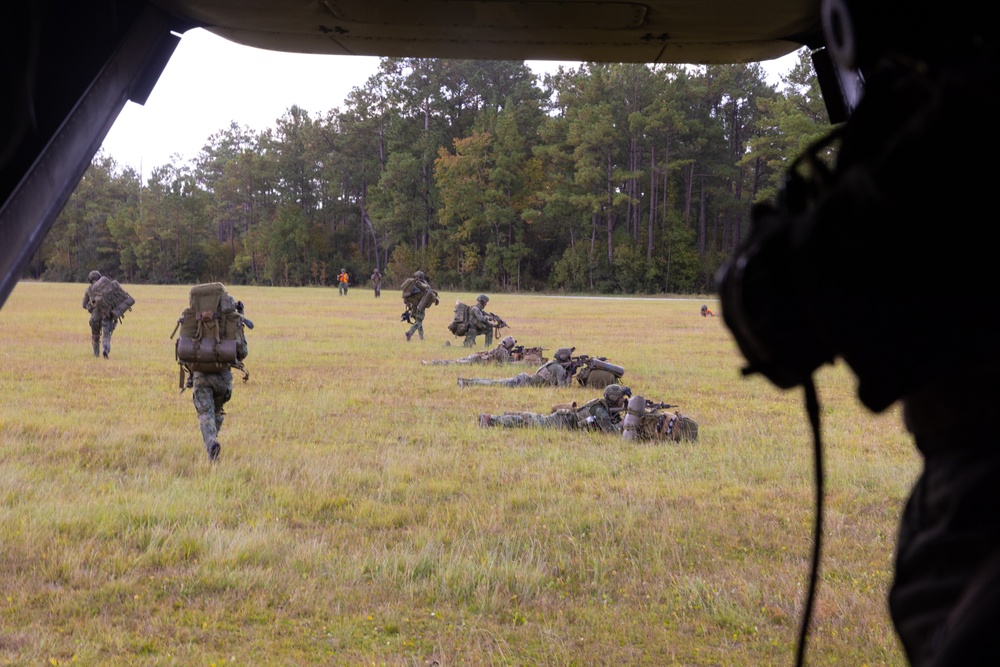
[0,282,919,665]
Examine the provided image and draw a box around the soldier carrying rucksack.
[170,283,250,461]
[400,271,439,341]
[82,270,135,359]
[448,294,508,347]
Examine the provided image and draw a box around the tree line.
[29,50,830,294]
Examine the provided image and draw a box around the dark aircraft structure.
[2,1,994,665]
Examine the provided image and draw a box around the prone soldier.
[478,384,632,431]
[458,346,579,387]
[423,335,546,366]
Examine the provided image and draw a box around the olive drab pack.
[88,276,135,321]
[401,277,439,313]
[170,283,249,389]
[448,301,471,336]
[622,395,698,442]
[577,358,625,388]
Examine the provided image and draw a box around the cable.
[795,378,824,667]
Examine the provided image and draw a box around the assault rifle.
[610,399,677,414]
[566,354,612,377]
[484,311,508,337]
[400,309,414,324]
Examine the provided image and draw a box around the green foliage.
[39,55,832,292]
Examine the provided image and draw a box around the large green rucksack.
[88,276,135,321]
[448,301,471,336]
[401,277,439,313]
[171,283,249,389]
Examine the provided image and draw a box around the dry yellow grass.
[0,281,918,665]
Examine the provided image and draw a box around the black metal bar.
[0,3,187,308]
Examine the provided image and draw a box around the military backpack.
[171,283,249,388]
[401,277,438,312]
[448,301,471,336]
[88,276,135,321]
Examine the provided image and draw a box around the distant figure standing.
[371,268,382,298]
[337,268,349,296]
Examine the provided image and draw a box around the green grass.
[0,282,917,665]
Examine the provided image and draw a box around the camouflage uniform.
[192,368,233,459]
[188,298,249,461]
[424,336,515,366]
[463,295,493,347]
[404,272,437,341]
[82,270,115,358]
[458,347,577,387]
[371,269,382,298]
[481,385,630,431]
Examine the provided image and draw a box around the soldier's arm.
[592,405,617,433]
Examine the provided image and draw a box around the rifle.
[400,309,414,324]
[484,311,508,337]
[566,354,592,377]
[610,399,677,414]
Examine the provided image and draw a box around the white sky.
[99,28,799,175]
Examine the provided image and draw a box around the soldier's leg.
[101,318,116,358]
[89,312,102,356]
[463,330,477,347]
[483,411,575,428]
[416,314,425,340]
[485,329,493,347]
[209,370,233,437]
[460,373,530,387]
[192,381,219,452]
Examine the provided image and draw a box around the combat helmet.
[477,294,489,304]
[413,270,426,280]
[88,270,102,283]
[501,335,516,349]
[603,384,632,406]
[554,347,575,362]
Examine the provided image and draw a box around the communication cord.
[795,378,823,667]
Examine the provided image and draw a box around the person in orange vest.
[337,268,349,296]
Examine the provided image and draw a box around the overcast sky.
[99,28,798,176]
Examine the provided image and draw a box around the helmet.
[501,335,515,348]
[477,294,489,304]
[341,268,346,272]
[603,384,632,405]
[87,270,102,283]
[554,347,575,362]
[413,271,426,280]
